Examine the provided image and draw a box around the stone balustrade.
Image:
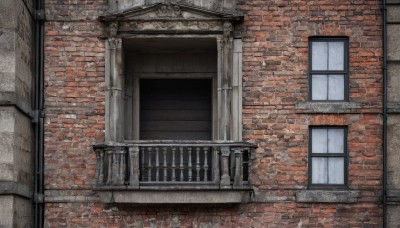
[93,141,255,190]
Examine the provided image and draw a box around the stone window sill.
[296,190,360,203]
[296,102,361,113]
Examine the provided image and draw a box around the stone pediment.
[100,3,242,36]
[100,3,242,22]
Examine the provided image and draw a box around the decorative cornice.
[99,2,243,22]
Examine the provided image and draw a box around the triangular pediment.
[100,3,242,22]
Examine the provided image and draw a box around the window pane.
[312,42,328,70]
[328,42,345,71]
[312,75,328,100]
[312,129,328,153]
[328,128,344,153]
[312,157,328,184]
[328,157,345,184]
[328,74,345,100]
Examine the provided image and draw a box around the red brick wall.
[44,0,383,227]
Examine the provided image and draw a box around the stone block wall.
[0,0,34,227]
[43,0,383,227]
[386,0,400,227]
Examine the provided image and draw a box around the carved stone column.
[217,22,234,141]
[105,38,124,143]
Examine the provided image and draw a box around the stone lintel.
[296,190,360,203]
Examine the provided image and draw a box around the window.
[309,127,347,188]
[309,38,348,101]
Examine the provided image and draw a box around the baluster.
[188,147,192,181]
[106,150,113,185]
[163,147,168,182]
[112,151,119,185]
[140,147,145,181]
[179,147,184,181]
[155,147,160,182]
[118,149,126,185]
[233,148,243,186]
[196,147,201,181]
[203,147,209,181]
[147,147,152,181]
[212,147,220,184]
[171,147,176,181]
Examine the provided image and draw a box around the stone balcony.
[93,141,256,203]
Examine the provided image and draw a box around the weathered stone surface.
[0,0,34,227]
[0,195,32,228]
[387,205,400,228]
[0,196,14,227]
[0,0,17,29]
[96,190,251,203]
[387,0,400,4]
[388,63,400,103]
[388,24,400,61]
[387,6,400,23]
[296,190,360,203]
[0,181,32,198]
[0,30,16,74]
[296,102,361,113]
[0,0,33,102]
[388,115,400,189]
[0,107,32,186]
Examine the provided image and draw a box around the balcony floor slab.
[96,189,252,204]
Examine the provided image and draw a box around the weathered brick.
[43,0,383,227]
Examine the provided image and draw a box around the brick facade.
[43,0,383,227]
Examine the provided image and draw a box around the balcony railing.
[93,141,256,190]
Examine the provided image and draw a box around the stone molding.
[387,190,400,203]
[0,181,32,199]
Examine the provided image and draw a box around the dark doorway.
[140,79,212,140]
